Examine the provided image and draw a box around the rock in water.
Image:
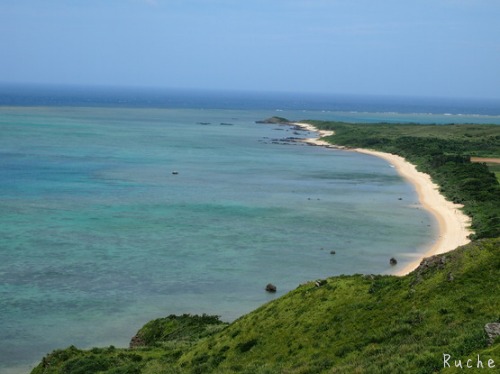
[390,257,398,266]
[265,283,277,293]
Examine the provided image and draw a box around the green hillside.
[180,239,500,373]
[31,122,500,373]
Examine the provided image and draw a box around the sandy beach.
[293,122,473,276]
[297,123,336,147]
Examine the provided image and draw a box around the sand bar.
[293,122,473,276]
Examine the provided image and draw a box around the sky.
[1,0,500,99]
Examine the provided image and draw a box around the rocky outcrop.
[410,254,448,286]
[485,322,500,345]
[129,333,146,348]
[418,255,447,271]
[315,279,327,287]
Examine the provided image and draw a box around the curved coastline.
[294,122,473,276]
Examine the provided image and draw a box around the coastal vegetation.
[31,121,500,373]
[471,158,500,183]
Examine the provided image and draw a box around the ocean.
[1,85,499,373]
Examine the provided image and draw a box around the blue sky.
[1,0,499,98]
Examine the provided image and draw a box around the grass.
[182,239,500,373]
[483,163,500,183]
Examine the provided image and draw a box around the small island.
[255,116,291,124]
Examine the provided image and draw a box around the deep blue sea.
[1,85,499,373]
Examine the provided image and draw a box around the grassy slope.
[484,163,500,183]
[180,239,500,374]
[31,122,500,373]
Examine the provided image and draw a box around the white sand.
[293,122,336,147]
[292,122,473,276]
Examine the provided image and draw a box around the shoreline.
[293,122,473,276]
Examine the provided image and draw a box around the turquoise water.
[0,104,480,372]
